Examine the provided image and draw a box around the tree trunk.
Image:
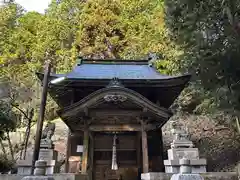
[19,132,24,160]
[236,117,240,134]
[0,138,7,160]
[23,119,32,160]
[6,132,14,160]
[20,131,26,160]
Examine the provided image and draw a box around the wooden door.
[93,133,139,180]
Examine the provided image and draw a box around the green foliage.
[75,0,179,73]
[0,101,18,138]
[0,0,180,122]
[0,154,14,172]
[165,0,240,116]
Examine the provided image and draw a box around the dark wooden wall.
[67,129,165,179]
[147,129,164,172]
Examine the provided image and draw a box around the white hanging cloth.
[111,133,118,170]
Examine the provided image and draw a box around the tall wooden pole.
[31,60,51,174]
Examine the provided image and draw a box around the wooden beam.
[90,124,141,131]
[89,109,143,117]
[81,121,89,174]
[75,124,158,132]
[141,121,149,173]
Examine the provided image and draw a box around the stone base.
[17,161,32,175]
[17,148,59,175]
[21,176,54,180]
[170,174,204,180]
[167,148,199,160]
[141,172,238,180]
[0,173,89,180]
[164,159,207,173]
[17,160,58,175]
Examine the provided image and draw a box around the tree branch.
[10,103,31,122]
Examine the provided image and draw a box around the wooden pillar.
[65,89,74,173]
[141,121,149,173]
[148,129,165,172]
[158,128,165,172]
[89,132,94,180]
[136,132,141,169]
[81,123,89,174]
[65,130,71,173]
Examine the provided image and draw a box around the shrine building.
[37,58,191,180]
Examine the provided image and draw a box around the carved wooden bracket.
[104,94,127,102]
[106,77,124,87]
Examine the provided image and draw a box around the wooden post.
[31,60,51,174]
[158,128,165,172]
[65,130,71,173]
[141,121,149,173]
[81,121,89,174]
[89,132,94,180]
[65,91,74,173]
[136,132,141,168]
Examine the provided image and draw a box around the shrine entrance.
[93,132,139,180]
[58,84,171,180]
[37,58,190,180]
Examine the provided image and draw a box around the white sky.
[15,0,52,13]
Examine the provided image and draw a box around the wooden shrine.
[37,58,191,180]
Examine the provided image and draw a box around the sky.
[15,0,52,13]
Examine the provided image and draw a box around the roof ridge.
[78,57,149,65]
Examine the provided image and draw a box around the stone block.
[167,148,199,160]
[170,140,194,149]
[17,160,32,175]
[165,166,179,174]
[45,160,56,175]
[164,159,207,166]
[141,172,238,180]
[170,174,204,180]
[17,158,59,175]
[164,159,207,173]
[21,176,54,180]
[39,149,58,161]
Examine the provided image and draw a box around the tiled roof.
[65,63,170,80]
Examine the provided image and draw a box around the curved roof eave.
[58,86,173,120]
[36,72,191,87]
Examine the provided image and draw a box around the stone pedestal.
[38,149,59,175]
[164,147,207,173]
[17,148,59,175]
[164,148,206,173]
[164,121,207,173]
[164,159,207,173]
[17,160,32,175]
[170,158,204,180]
[170,174,204,180]
[21,160,54,180]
